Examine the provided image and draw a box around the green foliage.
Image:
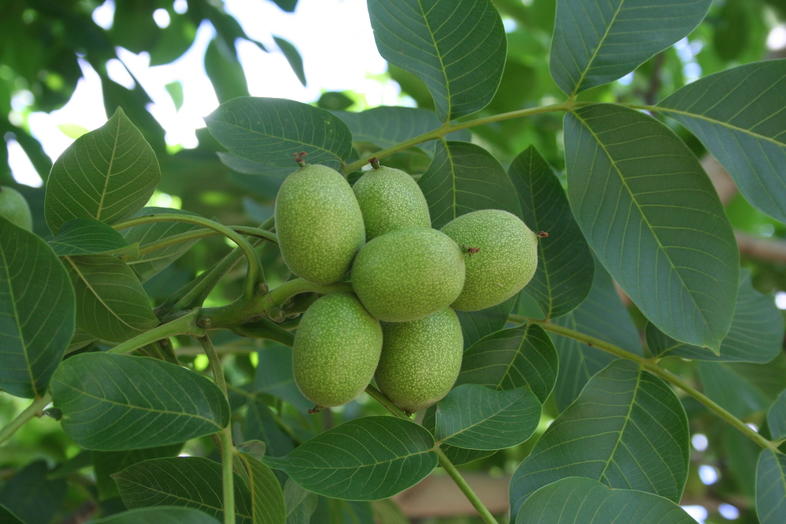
[1,1,785,523]
[0,186,33,231]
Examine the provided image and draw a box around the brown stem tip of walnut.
[537,231,550,238]
[293,151,308,167]
[369,157,381,169]
[308,406,322,414]
[463,246,481,255]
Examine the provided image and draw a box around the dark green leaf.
[0,461,67,524]
[274,36,306,86]
[768,390,786,441]
[254,344,312,411]
[45,108,160,232]
[66,254,158,342]
[0,218,75,398]
[509,360,689,515]
[509,146,593,318]
[456,296,516,348]
[549,264,642,410]
[205,97,352,170]
[565,104,738,352]
[234,452,286,524]
[367,0,506,121]
[94,445,183,500]
[204,38,249,103]
[121,208,203,282]
[283,479,318,524]
[0,505,22,524]
[515,477,695,523]
[756,450,786,524]
[659,60,786,223]
[92,506,221,524]
[48,218,129,256]
[435,384,540,450]
[647,271,783,362]
[114,457,253,523]
[696,359,784,418]
[419,140,521,228]
[550,0,711,94]
[265,416,437,500]
[243,398,294,457]
[457,324,557,403]
[51,353,229,450]
[272,0,297,12]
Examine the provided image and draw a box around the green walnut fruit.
[275,164,365,284]
[351,228,465,322]
[352,165,430,239]
[293,293,382,407]
[375,308,463,412]
[0,186,33,231]
[442,209,537,311]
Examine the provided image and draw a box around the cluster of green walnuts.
[275,161,539,413]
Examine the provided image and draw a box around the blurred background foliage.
[1,0,786,523]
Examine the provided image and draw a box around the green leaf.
[114,457,254,523]
[419,140,521,228]
[332,107,469,155]
[283,478,318,524]
[435,384,540,450]
[456,296,516,348]
[121,208,203,282]
[768,390,786,441]
[515,477,695,524]
[51,353,229,450]
[265,416,437,500]
[0,461,67,524]
[647,271,783,363]
[94,444,182,500]
[659,60,786,223]
[367,0,506,121]
[274,36,306,86]
[696,358,786,419]
[92,506,221,524]
[565,104,738,352]
[756,450,786,524]
[548,264,642,410]
[234,452,286,524]
[509,360,689,516]
[204,37,249,103]
[549,0,711,94]
[45,108,161,233]
[509,146,594,319]
[457,324,557,403]
[205,97,352,170]
[0,218,75,398]
[0,505,22,524]
[244,398,295,457]
[254,344,312,411]
[48,218,130,256]
[66,254,157,342]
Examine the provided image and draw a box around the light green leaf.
[121,208,203,282]
[515,477,695,523]
[45,108,160,233]
[756,450,786,524]
[768,390,786,441]
[550,0,711,94]
[51,353,229,450]
[205,97,352,170]
[565,104,738,352]
[332,107,469,155]
[457,324,557,403]
[509,360,689,516]
[234,453,286,524]
[419,140,521,228]
[274,35,306,86]
[114,457,253,523]
[659,60,786,223]
[647,271,783,363]
[91,506,220,524]
[0,218,75,398]
[548,264,642,410]
[66,254,157,342]
[367,0,506,121]
[265,416,437,500]
[48,218,130,256]
[204,38,249,103]
[435,384,540,450]
[509,146,593,319]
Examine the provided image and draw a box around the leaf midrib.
[416,0,452,121]
[655,106,786,148]
[96,116,122,221]
[571,0,626,94]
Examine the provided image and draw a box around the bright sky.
[9,0,404,187]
